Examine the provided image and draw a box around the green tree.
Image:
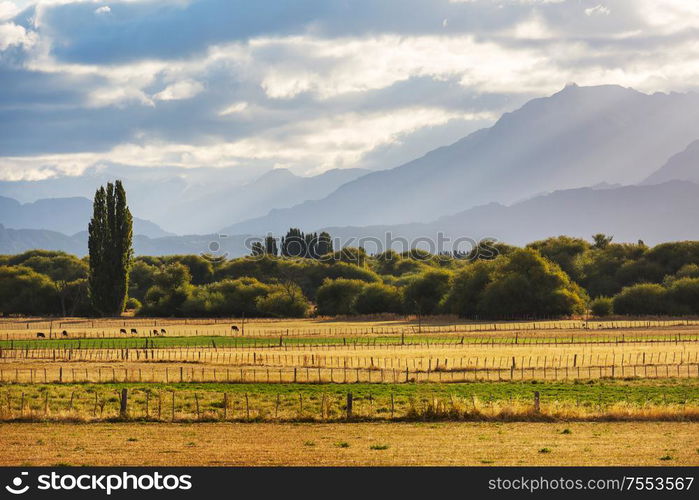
[256,283,309,318]
[352,282,403,314]
[139,262,192,316]
[612,283,669,316]
[590,297,613,317]
[251,241,265,257]
[592,233,613,249]
[281,228,307,257]
[0,266,60,315]
[403,269,452,316]
[315,278,366,316]
[264,236,278,256]
[478,249,586,318]
[88,181,133,316]
[316,231,333,257]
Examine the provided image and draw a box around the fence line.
[1,362,697,384]
[3,387,694,423]
[3,318,699,338]
[3,332,699,349]
[2,347,698,371]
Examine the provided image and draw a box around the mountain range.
[0,165,367,235]
[222,84,699,234]
[3,84,699,256]
[0,196,171,238]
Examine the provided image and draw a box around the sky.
[1,0,699,181]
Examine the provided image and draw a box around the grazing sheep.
[36,332,45,338]
[160,328,167,335]
[120,328,127,334]
[61,330,68,337]
[231,325,239,332]
[130,328,138,334]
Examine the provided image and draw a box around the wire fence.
[1,362,697,385]
[3,332,699,349]
[3,386,696,423]
[3,346,698,370]
[3,318,699,339]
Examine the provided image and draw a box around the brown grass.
[1,421,697,466]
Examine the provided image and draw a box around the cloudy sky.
[1,0,699,181]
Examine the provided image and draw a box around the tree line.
[4,234,699,319]
[4,182,699,318]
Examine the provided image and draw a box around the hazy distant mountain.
[0,224,86,256]
[643,140,699,185]
[225,84,699,234]
[0,164,367,235]
[5,181,696,256]
[0,196,172,239]
[0,224,254,257]
[173,167,368,234]
[323,181,699,249]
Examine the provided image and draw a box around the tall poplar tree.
[88,180,133,316]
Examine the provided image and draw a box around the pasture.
[1,316,698,465]
[1,422,697,466]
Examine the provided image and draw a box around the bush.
[125,297,142,310]
[255,284,309,318]
[666,277,699,315]
[590,297,613,317]
[477,249,587,318]
[402,269,452,315]
[352,283,403,314]
[315,279,366,316]
[0,266,60,315]
[612,284,669,315]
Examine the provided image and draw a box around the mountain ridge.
[223,84,699,234]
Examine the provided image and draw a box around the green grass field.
[5,378,699,406]
[1,332,694,350]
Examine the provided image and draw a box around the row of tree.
[6,240,699,319]
[4,178,699,319]
[250,229,333,258]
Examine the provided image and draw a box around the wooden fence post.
[533,391,540,413]
[346,392,353,419]
[119,388,128,419]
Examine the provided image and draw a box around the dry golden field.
[1,317,698,465]
[1,422,697,466]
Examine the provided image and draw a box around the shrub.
[402,269,452,315]
[125,297,142,310]
[352,283,403,314]
[477,249,587,318]
[666,277,699,315]
[0,266,60,315]
[612,283,669,315]
[315,279,366,316]
[590,297,613,317]
[255,284,309,318]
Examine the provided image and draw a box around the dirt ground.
[1,421,697,466]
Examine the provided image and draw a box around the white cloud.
[0,106,495,179]
[585,5,610,17]
[94,5,110,15]
[219,101,248,116]
[153,79,205,101]
[508,12,556,39]
[636,0,699,32]
[0,21,35,50]
[4,0,699,180]
[0,1,19,21]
